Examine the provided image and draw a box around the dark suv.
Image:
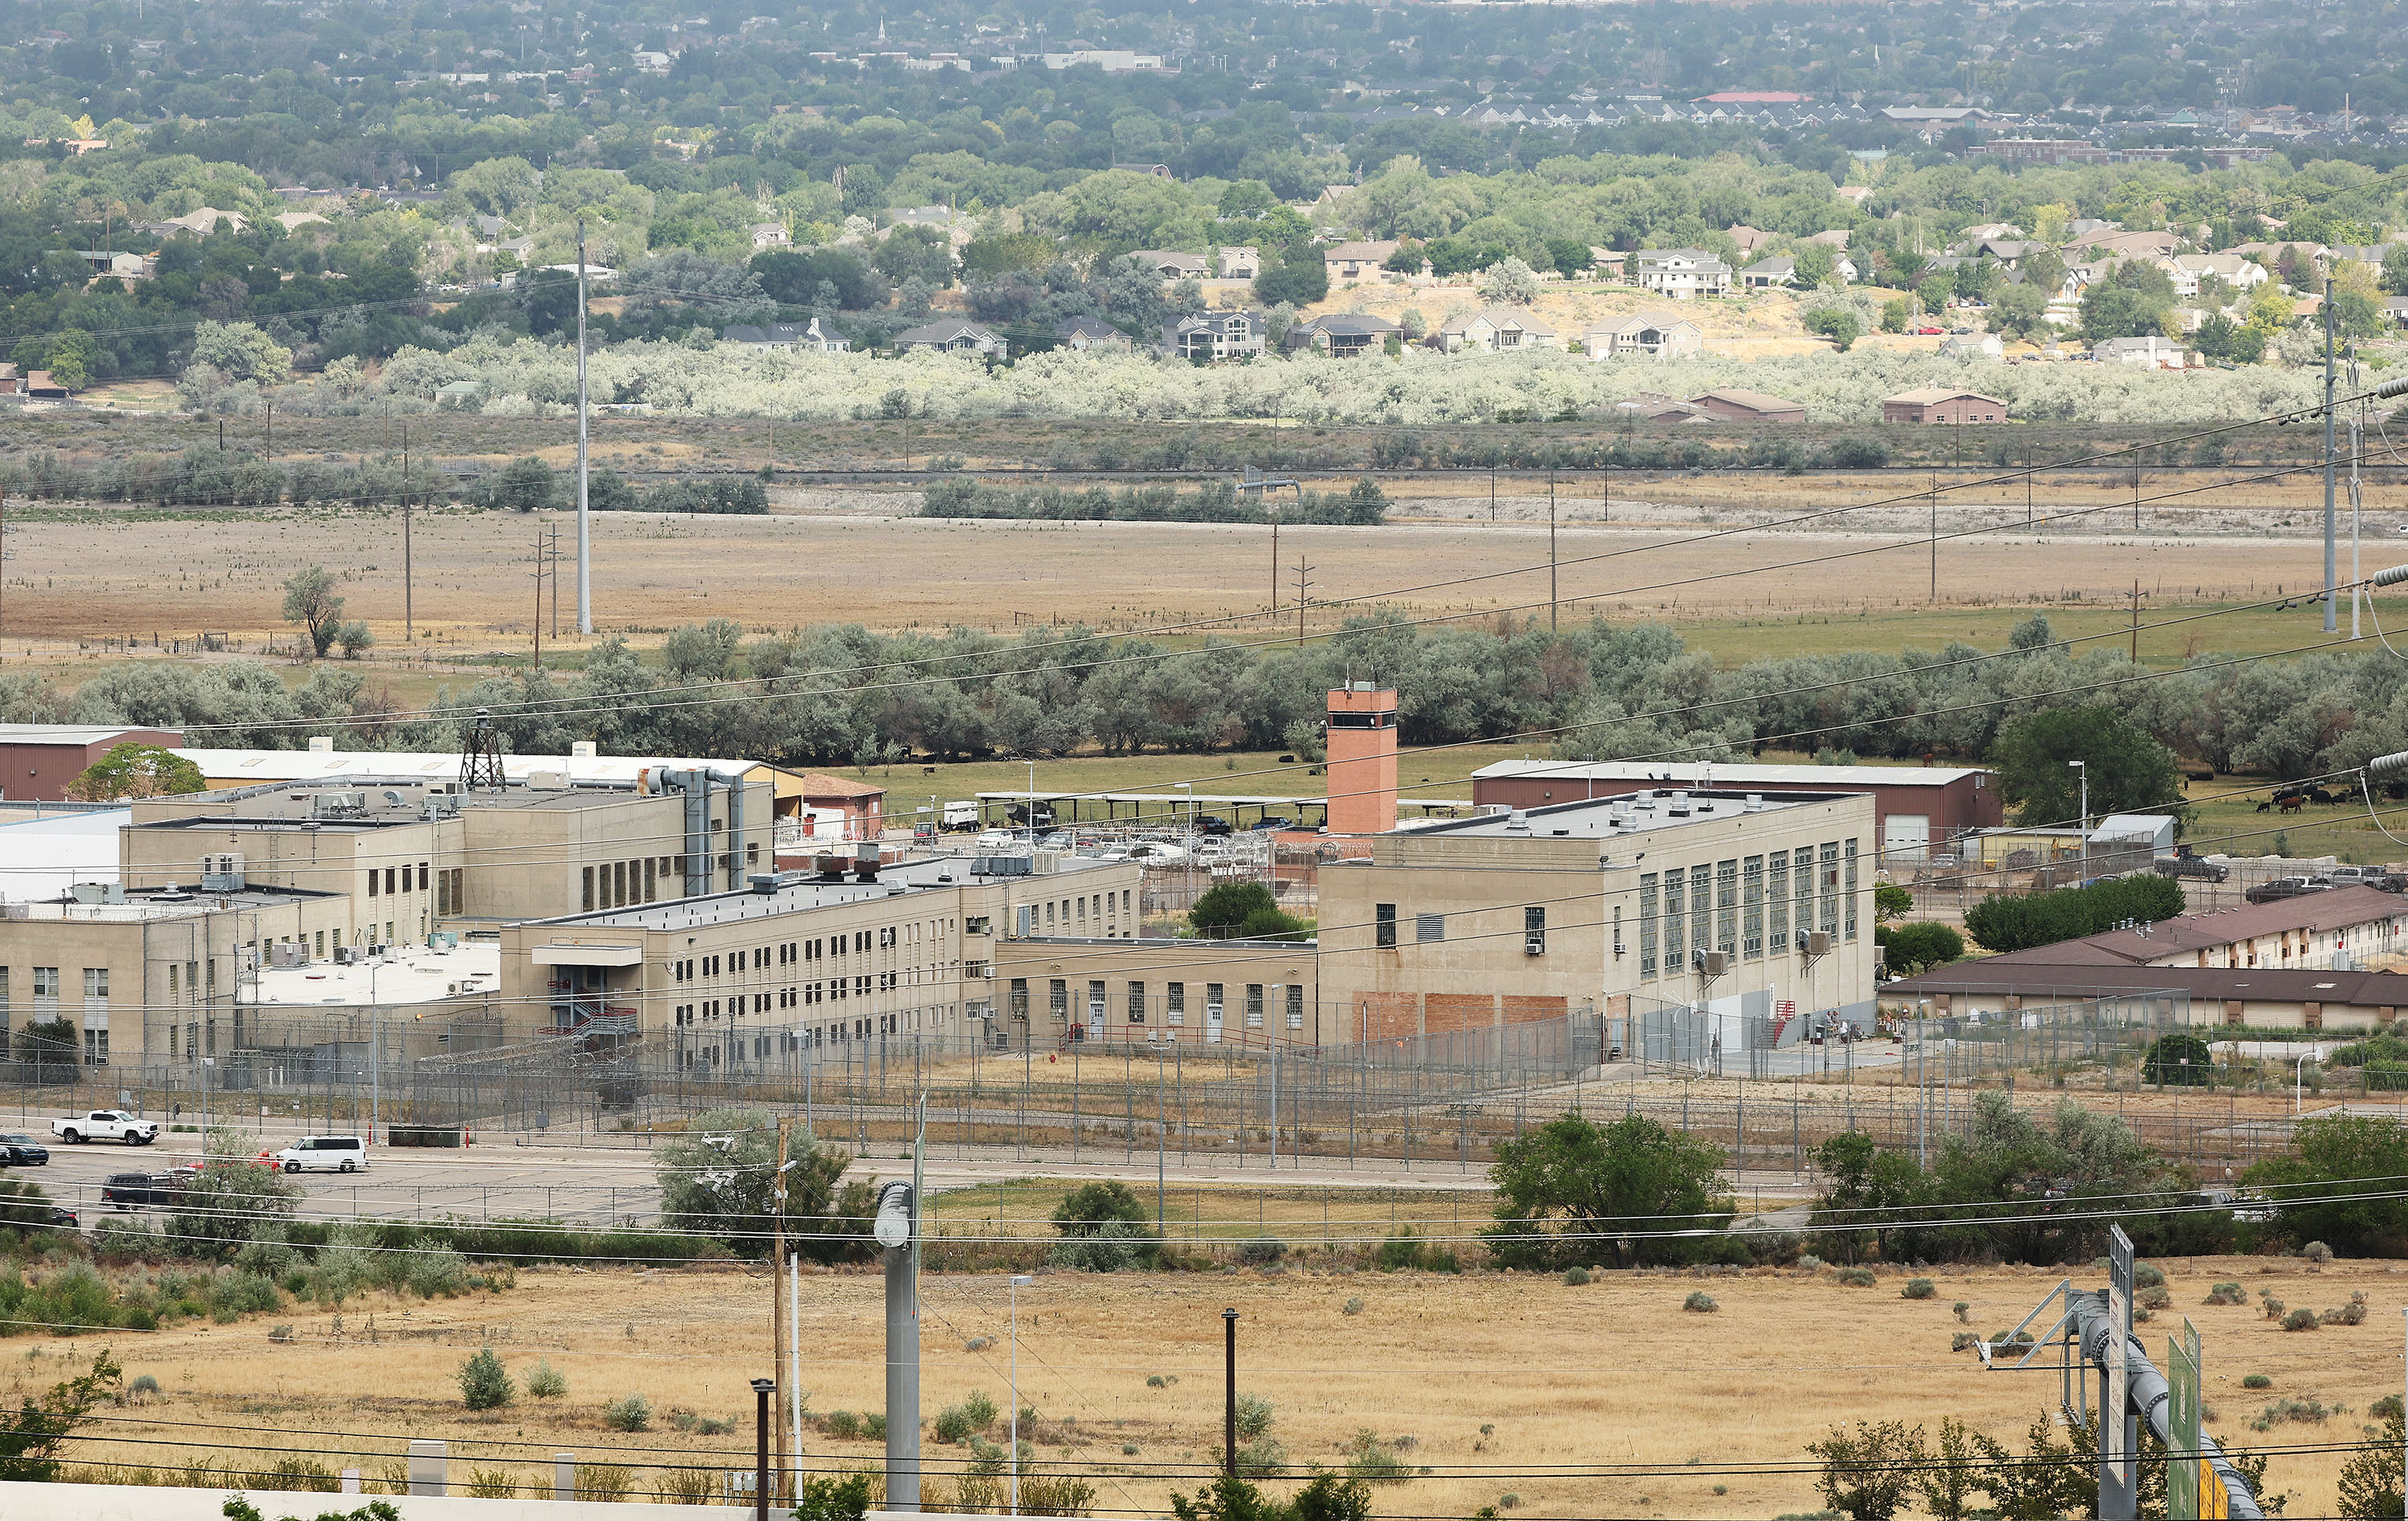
[2245,875,2333,905]
[2154,856,2230,884]
[100,1173,184,1210]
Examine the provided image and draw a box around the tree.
[1791,242,1838,287]
[1051,1180,1159,1270]
[1486,1112,1732,1271]
[1804,307,1859,350]
[336,620,376,659]
[488,456,561,514]
[1477,257,1539,305]
[1874,884,1914,923]
[65,742,203,801]
[1989,705,2189,831]
[282,566,344,658]
[1808,1420,1925,1521]
[1191,880,1278,936]
[2383,246,2408,297]
[793,1472,877,1521]
[653,1104,869,1260]
[1053,1180,1149,1234]
[457,1347,516,1410]
[1879,921,1963,974]
[0,1348,120,1481]
[170,1132,302,1258]
[187,321,291,385]
[43,327,96,390]
[1962,875,2186,953]
[2249,1112,2408,1255]
[1811,1131,1937,1264]
[2337,1397,2405,1519]
[2143,1031,2213,1086]
[1542,238,1591,279]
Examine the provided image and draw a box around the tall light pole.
[1176,782,1193,865]
[1025,762,1037,848]
[1008,1273,1032,1515]
[2068,759,2089,879]
[575,220,592,635]
[2325,276,2338,635]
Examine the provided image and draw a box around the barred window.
[1768,851,1790,955]
[1658,871,1678,978]
[1743,855,1764,960]
[1127,981,1146,1024]
[1845,839,1860,941]
[1820,842,1841,937]
[1714,859,1738,958]
[1691,864,1713,958]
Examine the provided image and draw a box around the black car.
[0,1133,49,1165]
[100,1172,183,1210]
[2154,856,2231,885]
[1191,815,1235,837]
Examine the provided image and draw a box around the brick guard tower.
[1324,685,1398,836]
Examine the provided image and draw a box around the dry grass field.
[35,1252,2406,1518]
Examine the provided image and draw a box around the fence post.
[555,1452,577,1501]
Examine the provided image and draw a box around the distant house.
[139,206,250,237]
[1286,312,1401,358]
[2072,229,2179,261]
[1631,249,1732,299]
[2386,295,2408,329]
[433,380,486,407]
[1217,246,1260,280]
[1725,224,1773,255]
[751,223,791,249]
[1738,254,1796,289]
[1685,388,1804,423]
[1881,388,2009,424]
[895,319,1003,356]
[273,211,330,234]
[1129,250,1210,280]
[1165,310,1264,362]
[1617,393,1703,421]
[1805,229,1853,249]
[1939,332,2004,360]
[75,250,148,279]
[2162,253,2270,300]
[1322,240,1401,283]
[1056,316,1132,353]
[722,319,849,353]
[1584,312,1703,359]
[1436,307,1560,353]
[2093,336,2187,368]
[24,370,68,399]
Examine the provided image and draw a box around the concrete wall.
[0,1481,730,1521]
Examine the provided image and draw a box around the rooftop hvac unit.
[526,771,570,791]
[334,946,357,965]
[311,789,366,818]
[201,852,246,893]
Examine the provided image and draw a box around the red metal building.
[0,724,185,802]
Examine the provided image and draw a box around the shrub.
[962,1390,997,1429]
[1019,1474,1098,1516]
[259,1456,339,1492]
[2205,1283,2247,1306]
[467,1467,519,1499]
[604,1393,653,1431]
[824,1410,862,1438]
[2243,1375,2272,1389]
[1144,1376,1166,1389]
[130,1374,161,1397]
[405,1243,471,1299]
[1837,1267,1877,1287]
[1341,1297,1364,1316]
[1235,1237,1286,1267]
[2138,1285,2172,1311]
[1236,1393,1275,1442]
[2304,1240,2335,1263]
[2281,1307,2320,1332]
[2133,1263,2166,1289]
[525,1360,567,1400]
[1499,1495,1521,1509]
[864,1413,887,1440]
[577,1464,633,1501]
[1683,1291,1719,1313]
[934,1405,977,1444]
[1341,1429,1413,1484]
[2252,1397,2335,1430]
[1950,1332,1980,1352]
[1902,1279,1935,1300]
[1564,1267,1592,1287]
[458,1348,515,1411]
[2322,1291,2369,1326]
[657,1468,718,1503]
[1952,1301,1970,1323]
[2262,1295,2287,1320]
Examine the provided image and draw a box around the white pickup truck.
[51,1110,160,1145]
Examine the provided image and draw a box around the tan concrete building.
[120,773,775,954]
[1318,788,1879,1043]
[0,884,352,1067]
[994,933,1316,1047]
[498,852,1143,1063]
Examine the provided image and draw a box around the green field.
[1681,596,2384,671]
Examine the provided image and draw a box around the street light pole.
[1009,1273,1031,1515]
[2068,760,2089,878]
[1222,1307,1239,1479]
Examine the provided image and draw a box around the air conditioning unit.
[334,946,357,965]
[1692,948,1729,977]
[201,852,246,892]
[1798,929,1832,957]
[1523,935,1546,956]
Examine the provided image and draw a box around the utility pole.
[264,397,274,462]
[2325,276,2339,633]
[548,525,561,639]
[1930,470,1938,603]
[1291,557,1314,646]
[2025,443,2032,527]
[532,526,547,673]
[401,422,413,642]
[1603,459,1612,523]
[2129,580,2143,665]
[2131,449,2140,535]
[772,1116,791,1502]
[1548,469,1558,632]
[576,219,592,636]
[2351,408,2365,640]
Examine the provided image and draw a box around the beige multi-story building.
[993,934,1317,1047]
[497,852,1144,1062]
[1317,788,1879,1043]
[120,773,774,954]
[0,883,352,1066]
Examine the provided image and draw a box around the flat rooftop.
[535,852,1125,933]
[242,941,500,1007]
[6,884,332,921]
[1408,788,1843,841]
[175,748,775,787]
[132,779,657,831]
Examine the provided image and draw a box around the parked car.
[273,1135,369,1173]
[51,1110,159,1145]
[2245,875,2333,905]
[2154,856,2231,884]
[1251,816,1298,832]
[1190,815,1235,837]
[0,1133,50,1165]
[100,1172,185,1210]
[2325,865,2408,891]
[974,828,1018,851]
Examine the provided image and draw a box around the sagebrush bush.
[2281,1307,2320,1332]
[1837,1267,1876,1287]
[467,1467,519,1499]
[576,1464,633,1501]
[2303,1241,2335,1263]
[1563,1267,1592,1287]
[2321,1291,2369,1326]
[824,1410,862,1438]
[1901,1278,1935,1300]
[1950,1332,1980,1352]
[1682,1291,1718,1313]
[525,1360,567,1400]
[2243,1374,2272,1389]
[1341,1296,1364,1316]
[458,1348,515,1411]
[2205,1283,2247,1306]
[604,1393,653,1431]
[2133,1263,2166,1289]
[1235,1237,1286,1267]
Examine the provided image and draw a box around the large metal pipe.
[880,1181,919,1511]
[2067,1289,2264,1520]
[657,767,747,897]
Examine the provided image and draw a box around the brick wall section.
[1501,994,1568,1025]
[1359,993,1418,1041]
[1424,993,1496,1034]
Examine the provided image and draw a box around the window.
[1049,978,1068,1019]
[581,867,594,912]
[1087,980,1106,1027]
[1286,984,1304,1031]
[418,863,429,892]
[83,1023,106,1066]
[368,868,380,898]
[1742,856,1763,959]
[1167,982,1186,1026]
[83,967,108,998]
[1691,865,1714,959]
[1416,913,1446,944]
[1820,843,1841,937]
[384,867,397,897]
[1375,904,1397,949]
[1638,873,1658,978]
[1127,981,1146,1024]
[1844,839,1860,941]
[1768,851,1790,954]
[1524,905,1546,954]
[1245,984,1263,1028]
[1658,872,1678,978]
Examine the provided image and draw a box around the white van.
[274,1136,369,1173]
